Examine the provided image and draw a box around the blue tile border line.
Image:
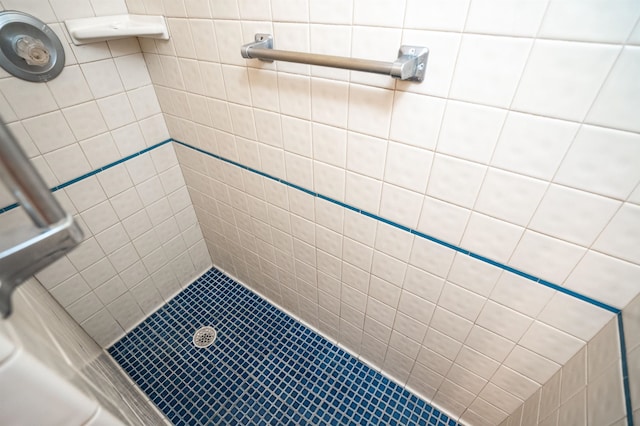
[0,139,172,214]
[172,139,619,314]
[0,137,633,425]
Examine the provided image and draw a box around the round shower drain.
[193,326,217,348]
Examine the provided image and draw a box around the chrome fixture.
[0,10,65,82]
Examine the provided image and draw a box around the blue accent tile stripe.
[110,268,458,426]
[173,139,620,315]
[0,139,172,214]
[618,313,635,426]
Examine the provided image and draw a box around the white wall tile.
[587,47,640,133]
[476,301,533,342]
[427,154,486,208]
[390,92,445,150]
[404,0,471,31]
[81,60,125,98]
[214,20,245,66]
[313,162,344,201]
[410,237,456,279]
[312,123,346,168]
[520,321,584,365]
[271,0,309,22]
[346,132,387,180]
[417,197,471,245]
[475,168,547,226]
[529,184,621,247]
[311,78,348,128]
[379,184,424,228]
[504,346,560,384]
[81,309,124,347]
[22,111,76,154]
[587,360,626,426]
[221,65,252,105]
[466,326,515,363]
[450,35,532,108]
[492,111,578,180]
[347,84,394,138]
[353,0,406,28]
[509,231,586,284]
[50,274,91,307]
[554,125,640,200]
[439,283,486,322]
[46,65,93,108]
[461,213,524,263]
[384,142,433,193]
[114,54,152,90]
[247,68,277,111]
[437,101,507,164]
[97,94,136,130]
[44,145,91,183]
[593,203,640,264]
[489,272,554,318]
[62,102,108,140]
[309,0,353,24]
[465,0,548,37]
[0,78,58,119]
[564,251,640,310]
[512,40,619,121]
[539,0,640,44]
[278,73,311,119]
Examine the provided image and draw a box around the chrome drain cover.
[193,326,217,348]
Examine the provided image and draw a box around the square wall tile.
[539,0,640,44]
[512,40,619,121]
[587,46,640,133]
[529,184,621,247]
[450,34,532,108]
[347,84,394,138]
[465,0,548,37]
[554,125,640,200]
[437,100,507,164]
[404,0,471,31]
[427,154,486,209]
[492,111,578,180]
[390,92,445,150]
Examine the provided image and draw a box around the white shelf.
[65,14,169,45]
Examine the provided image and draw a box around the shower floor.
[109,268,458,426]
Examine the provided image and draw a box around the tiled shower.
[0,0,638,425]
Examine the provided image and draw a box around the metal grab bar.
[241,34,429,82]
[0,118,83,317]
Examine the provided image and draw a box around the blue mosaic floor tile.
[109,268,460,426]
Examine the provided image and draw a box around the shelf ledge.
[65,14,169,45]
